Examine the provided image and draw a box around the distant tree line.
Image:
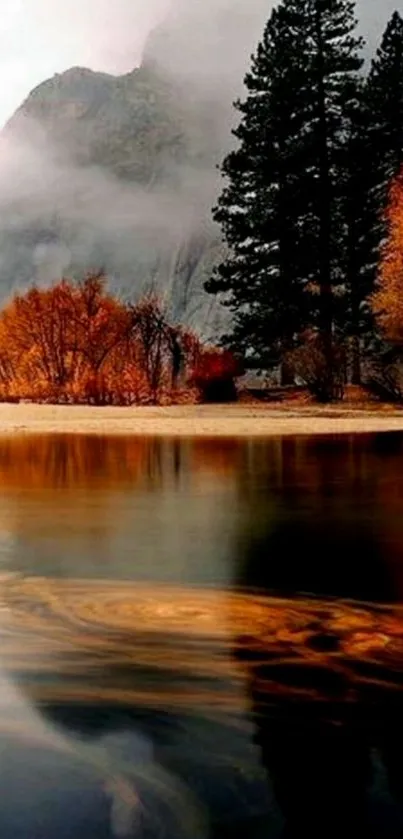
[206,1,403,401]
[0,274,238,405]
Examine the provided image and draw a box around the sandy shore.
[0,402,402,437]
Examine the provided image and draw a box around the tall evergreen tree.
[337,78,374,384]
[365,12,403,286]
[367,11,403,189]
[334,12,403,385]
[340,11,403,384]
[207,3,314,378]
[207,0,363,395]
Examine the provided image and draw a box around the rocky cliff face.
[2,59,228,334]
[0,0,397,334]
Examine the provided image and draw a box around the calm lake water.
[1,432,403,837]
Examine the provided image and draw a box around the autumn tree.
[129,296,172,400]
[63,273,131,403]
[0,277,204,405]
[190,348,242,403]
[372,171,403,346]
[0,282,77,400]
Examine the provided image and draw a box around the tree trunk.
[280,358,295,387]
[351,335,361,386]
[314,3,334,399]
[346,123,362,388]
[349,222,361,386]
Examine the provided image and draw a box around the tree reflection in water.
[235,434,403,837]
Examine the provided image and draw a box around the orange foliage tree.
[0,274,203,405]
[190,348,242,403]
[372,171,403,345]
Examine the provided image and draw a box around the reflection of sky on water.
[1,664,402,839]
[0,668,274,839]
[0,436,240,585]
[0,673,196,839]
[0,528,16,568]
[0,584,273,838]
[0,673,111,838]
[9,486,237,584]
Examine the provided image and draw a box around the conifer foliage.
[367,11,403,189]
[365,12,403,281]
[207,2,403,400]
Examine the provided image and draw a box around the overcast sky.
[0,0,167,127]
[0,0,395,128]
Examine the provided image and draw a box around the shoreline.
[0,402,403,437]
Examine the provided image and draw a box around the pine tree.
[365,12,403,293]
[334,12,403,386]
[206,0,363,396]
[367,11,403,190]
[341,11,403,384]
[207,3,313,378]
[337,78,374,384]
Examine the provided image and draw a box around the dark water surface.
[1,433,403,837]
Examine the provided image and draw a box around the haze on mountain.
[0,0,397,333]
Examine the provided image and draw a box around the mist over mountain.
[0,0,397,333]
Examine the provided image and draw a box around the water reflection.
[0,433,402,835]
[0,433,403,596]
[2,577,403,836]
[232,434,403,836]
[244,648,403,838]
[0,435,242,584]
[236,440,397,602]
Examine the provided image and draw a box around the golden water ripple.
[0,575,402,722]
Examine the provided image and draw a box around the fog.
[0,0,397,327]
[0,0,167,127]
[144,0,397,90]
[1,1,394,126]
[0,123,220,322]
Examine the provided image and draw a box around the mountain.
[1,62,227,333]
[0,0,398,334]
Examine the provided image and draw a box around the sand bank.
[0,402,402,437]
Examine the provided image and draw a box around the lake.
[1,432,403,837]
